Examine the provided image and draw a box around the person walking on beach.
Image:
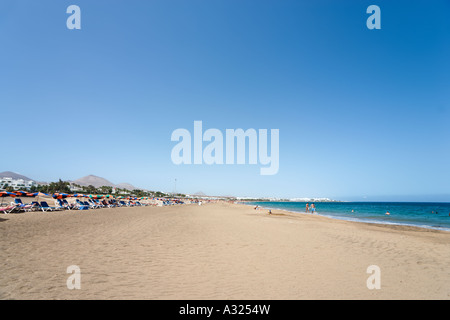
[310,203,316,214]
[305,203,309,213]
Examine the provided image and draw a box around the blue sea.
[245,201,450,232]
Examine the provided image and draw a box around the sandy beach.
[0,201,448,300]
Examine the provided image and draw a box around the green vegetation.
[28,180,171,198]
[30,179,71,194]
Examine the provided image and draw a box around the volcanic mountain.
[72,175,136,191]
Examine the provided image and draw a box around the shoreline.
[242,202,450,233]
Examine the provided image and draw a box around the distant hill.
[0,171,34,181]
[72,175,115,188]
[72,175,136,191]
[116,183,136,190]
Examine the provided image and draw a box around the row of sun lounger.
[0,198,150,214]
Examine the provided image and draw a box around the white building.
[0,177,38,191]
[69,183,84,192]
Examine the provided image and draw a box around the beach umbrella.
[29,192,50,204]
[14,190,29,197]
[30,192,50,197]
[0,191,15,196]
[53,193,70,199]
[0,191,16,206]
[88,194,103,199]
[0,191,17,198]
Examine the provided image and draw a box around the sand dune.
[0,202,448,299]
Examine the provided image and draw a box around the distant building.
[0,177,37,190]
[69,183,84,192]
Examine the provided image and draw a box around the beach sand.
[0,201,448,300]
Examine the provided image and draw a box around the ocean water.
[246,201,450,232]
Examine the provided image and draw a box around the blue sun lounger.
[75,199,90,210]
[40,201,57,212]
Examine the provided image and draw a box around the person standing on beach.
[305,203,309,213]
[311,203,316,214]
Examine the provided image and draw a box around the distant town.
[0,171,341,202]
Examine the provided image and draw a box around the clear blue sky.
[1,0,449,201]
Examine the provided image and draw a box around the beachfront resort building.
[0,177,38,191]
[69,183,84,192]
